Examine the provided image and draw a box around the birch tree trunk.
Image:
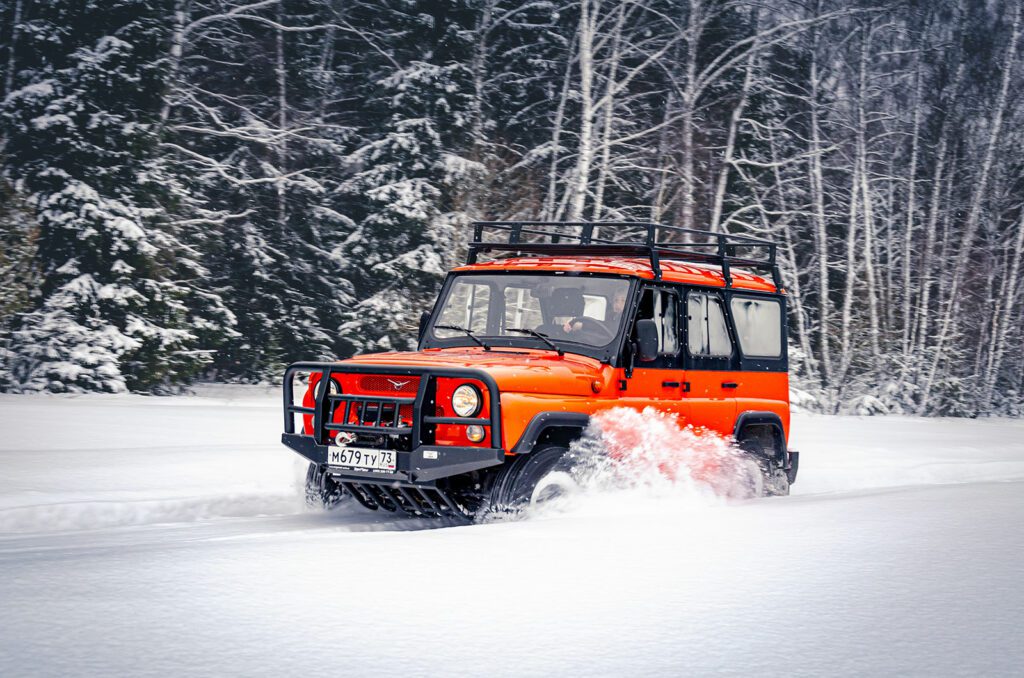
[910,60,963,369]
[650,91,675,223]
[919,2,1021,413]
[590,3,625,222]
[315,24,337,125]
[159,0,188,126]
[709,14,758,234]
[678,0,701,231]
[275,11,288,233]
[900,47,924,363]
[462,0,494,226]
[566,0,597,222]
[2,0,22,98]
[855,23,881,361]
[766,127,815,378]
[469,0,494,160]
[837,169,860,390]
[542,34,577,221]
[981,211,1024,407]
[807,6,833,391]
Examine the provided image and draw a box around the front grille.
[325,374,418,437]
[325,394,415,437]
[358,375,420,394]
[338,401,413,427]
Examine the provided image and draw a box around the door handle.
[662,381,690,392]
[721,381,739,389]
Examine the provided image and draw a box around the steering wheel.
[567,316,616,343]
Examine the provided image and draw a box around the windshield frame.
[420,271,639,364]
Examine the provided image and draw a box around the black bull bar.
[281,362,505,485]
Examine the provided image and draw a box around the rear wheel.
[738,437,790,497]
[482,445,575,518]
[304,463,349,509]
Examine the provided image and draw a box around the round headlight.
[315,377,341,399]
[451,384,481,417]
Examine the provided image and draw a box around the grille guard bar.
[283,361,503,452]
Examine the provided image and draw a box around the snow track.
[2,389,1023,677]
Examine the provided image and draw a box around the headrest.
[548,288,585,317]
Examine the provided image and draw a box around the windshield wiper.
[505,328,564,356]
[434,324,490,350]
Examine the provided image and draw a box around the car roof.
[454,256,779,293]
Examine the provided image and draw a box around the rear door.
[728,293,789,436]
[682,289,737,436]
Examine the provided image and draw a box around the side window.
[687,292,732,357]
[638,288,679,355]
[730,296,782,358]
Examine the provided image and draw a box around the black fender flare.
[733,411,788,456]
[733,410,798,484]
[511,412,590,454]
[733,411,785,441]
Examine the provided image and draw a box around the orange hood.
[340,347,614,397]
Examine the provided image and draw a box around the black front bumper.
[281,433,504,483]
[282,362,505,487]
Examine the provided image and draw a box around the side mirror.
[418,311,431,341]
[635,319,659,362]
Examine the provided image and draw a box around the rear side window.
[687,292,731,357]
[730,296,782,358]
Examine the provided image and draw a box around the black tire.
[304,463,349,509]
[738,438,790,497]
[482,445,573,518]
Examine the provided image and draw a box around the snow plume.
[533,408,762,518]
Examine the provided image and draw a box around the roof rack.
[466,221,783,289]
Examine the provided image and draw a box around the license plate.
[327,446,397,472]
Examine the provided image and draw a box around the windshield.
[431,274,631,349]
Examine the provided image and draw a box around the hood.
[340,347,614,397]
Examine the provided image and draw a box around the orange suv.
[282,221,798,519]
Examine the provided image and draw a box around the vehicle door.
[682,289,737,436]
[618,285,689,421]
[728,293,789,432]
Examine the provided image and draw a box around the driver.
[562,289,628,336]
[537,288,585,337]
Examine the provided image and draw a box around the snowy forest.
[0,0,1022,416]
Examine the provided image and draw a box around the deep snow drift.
[1,387,1023,677]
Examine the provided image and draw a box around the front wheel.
[481,445,576,518]
[304,463,349,509]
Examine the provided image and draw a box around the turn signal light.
[466,425,486,443]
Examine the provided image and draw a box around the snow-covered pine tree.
[159,0,357,380]
[1,0,226,392]
[336,1,482,355]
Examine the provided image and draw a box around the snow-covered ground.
[1,387,1023,677]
